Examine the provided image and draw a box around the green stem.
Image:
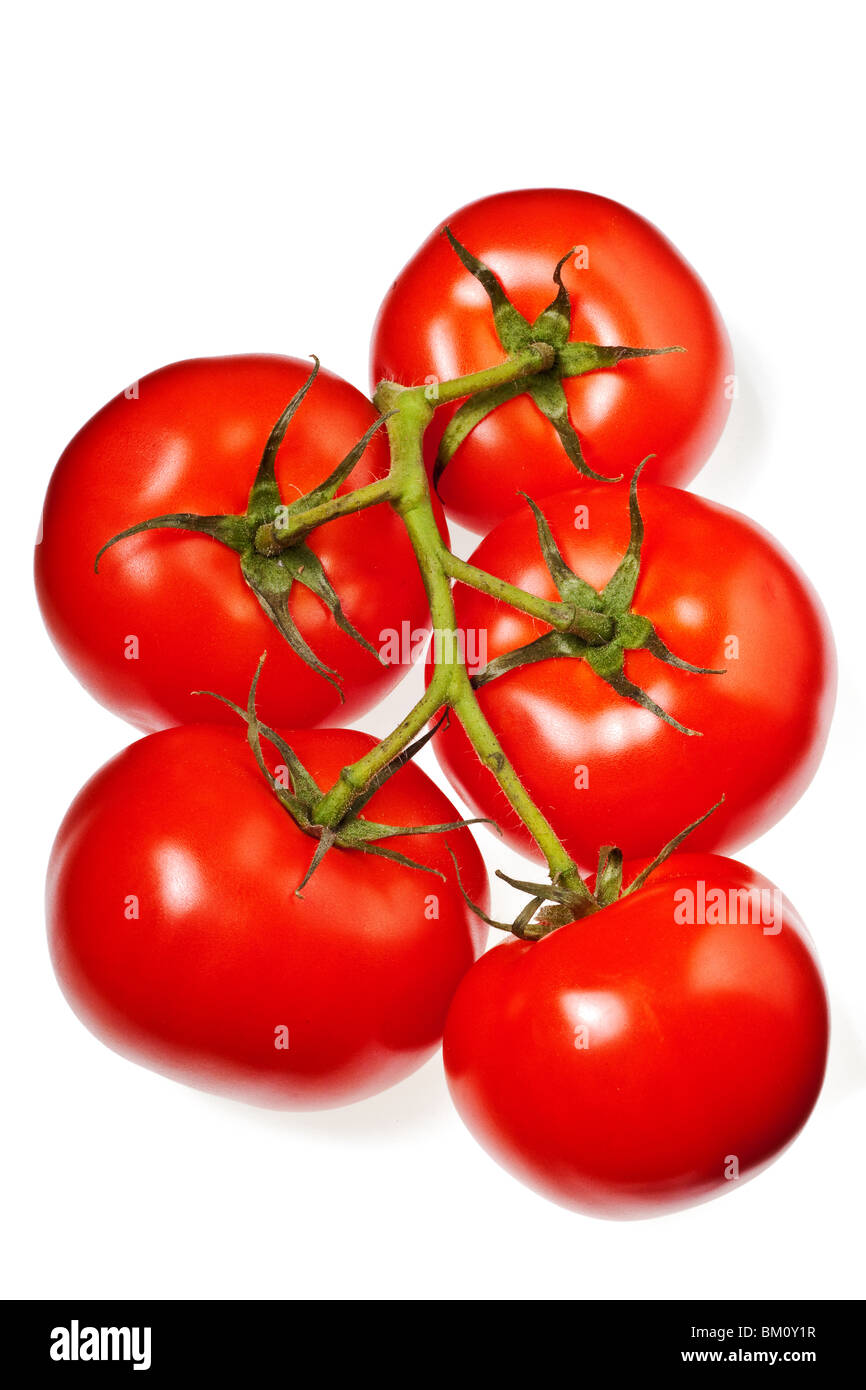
[449,673,592,903]
[310,366,593,908]
[255,477,393,554]
[312,672,450,828]
[428,343,554,404]
[442,552,613,643]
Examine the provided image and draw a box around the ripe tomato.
[444,853,828,1218]
[36,355,439,733]
[432,484,835,868]
[47,723,488,1109]
[371,188,733,533]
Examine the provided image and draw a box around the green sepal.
[641,625,725,675]
[471,630,579,690]
[295,829,338,894]
[600,456,650,613]
[614,612,653,649]
[594,846,624,906]
[349,817,492,843]
[290,545,379,654]
[559,341,684,378]
[95,512,249,572]
[240,550,345,697]
[255,720,323,808]
[264,409,394,547]
[529,250,573,348]
[526,374,622,483]
[434,233,683,490]
[206,657,491,895]
[584,642,701,736]
[300,412,392,509]
[247,358,321,523]
[495,867,596,918]
[519,491,605,609]
[340,815,492,883]
[621,797,725,898]
[195,684,314,827]
[352,841,445,879]
[442,228,533,353]
[456,798,726,943]
[96,358,388,695]
[471,471,724,733]
[447,848,552,941]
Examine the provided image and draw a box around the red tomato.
[36,355,440,732]
[371,188,733,533]
[47,724,488,1109]
[432,484,835,868]
[444,853,828,1218]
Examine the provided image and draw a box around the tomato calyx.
[201,656,492,894]
[94,360,390,700]
[449,797,724,941]
[471,458,725,735]
[433,229,684,491]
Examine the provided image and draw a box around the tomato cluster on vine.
[36,189,835,1220]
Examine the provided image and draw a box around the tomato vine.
[242,346,719,932]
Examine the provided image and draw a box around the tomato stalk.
[274,349,723,928]
[307,360,594,908]
[441,552,613,643]
[254,476,394,553]
[85,343,725,933]
[164,343,719,931]
[247,355,619,658]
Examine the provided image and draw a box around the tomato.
[36,355,440,733]
[371,188,733,533]
[444,852,828,1218]
[432,483,835,869]
[47,723,488,1109]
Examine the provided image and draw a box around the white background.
[3,1,864,1301]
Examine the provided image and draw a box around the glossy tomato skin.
[36,355,442,733]
[47,724,488,1109]
[371,189,733,533]
[432,484,836,869]
[444,853,828,1218]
